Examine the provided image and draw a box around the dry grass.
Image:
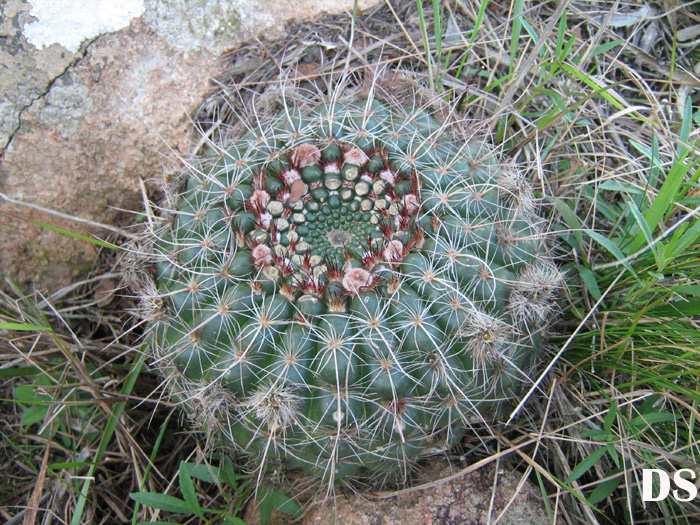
[2,1,700,524]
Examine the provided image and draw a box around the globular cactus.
[131,79,563,490]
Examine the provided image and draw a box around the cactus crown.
[131,76,563,491]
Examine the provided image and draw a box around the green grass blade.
[625,199,655,261]
[0,366,40,378]
[179,462,204,518]
[565,446,610,484]
[132,410,175,525]
[549,196,584,249]
[188,463,219,484]
[223,517,248,525]
[555,10,567,56]
[470,0,490,44]
[668,216,700,260]
[71,350,146,525]
[129,492,193,514]
[509,0,525,72]
[671,285,700,295]
[432,0,442,59]
[21,217,123,251]
[586,229,639,278]
[576,265,603,301]
[0,322,52,332]
[648,298,700,318]
[48,461,94,470]
[678,94,693,158]
[537,73,626,130]
[587,40,624,59]
[587,473,622,505]
[558,62,626,111]
[630,137,662,192]
[628,151,693,253]
[258,484,302,525]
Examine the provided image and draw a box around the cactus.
[131,80,563,490]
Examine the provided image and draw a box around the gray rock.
[39,82,94,137]
[0,14,213,287]
[0,0,377,290]
[244,462,552,525]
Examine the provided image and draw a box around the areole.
[129,78,564,489]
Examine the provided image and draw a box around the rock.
[244,462,551,525]
[143,0,379,53]
[21,0,144,52]
[0,0,378,290]
[0,10,213,288]
[0,0,78,150]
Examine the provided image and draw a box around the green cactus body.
[140,92,563,487]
